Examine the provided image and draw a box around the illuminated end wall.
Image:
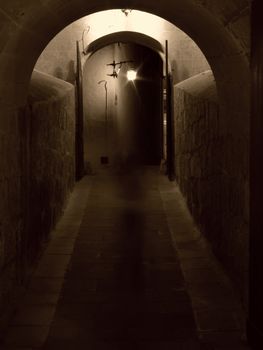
[83,42,163,170]
[115,43,163,166]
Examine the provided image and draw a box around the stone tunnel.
[0,0,262,349]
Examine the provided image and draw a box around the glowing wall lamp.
[127,69,137,81]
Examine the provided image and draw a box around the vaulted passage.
[1,1,262,349]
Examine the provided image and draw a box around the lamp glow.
[127,69,137,81]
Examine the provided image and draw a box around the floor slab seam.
[2,169,250,349]
[159,176,249,349]
[2,176,94,349]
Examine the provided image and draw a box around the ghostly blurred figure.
[113,152,146,294]
[115,152,145,201]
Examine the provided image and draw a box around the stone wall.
[174,71,249,302]
[82,44,116,171]
[0,108,23,335]
[0,70,76,336]
[169,30,209,84]
[26,70,76,262]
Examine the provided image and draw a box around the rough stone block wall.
[0,70,76,336]
[174,71,249,303]
[0,108,23,335]
[26,71,76,262]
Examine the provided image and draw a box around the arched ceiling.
[0,0,250,135]
[78,9,175,47]
[85,31,164,58]
[83,31,167,75]
[35,9,209,84]
[0,0,250,72]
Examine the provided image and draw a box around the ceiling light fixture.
[121,9,132,16]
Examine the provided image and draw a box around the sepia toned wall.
[82,42,163,171]
[0,71,76,330]
[26,71,76,262]
[82,44,116,171]
[174,71,249,303]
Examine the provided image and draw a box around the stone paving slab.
[3,326,50,348]
[42,168,200,349]
[1,168,251,349]
[159,173,250,349]
[1,177,92,350]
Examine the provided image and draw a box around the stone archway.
[0,0,252,343]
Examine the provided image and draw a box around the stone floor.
[1,167,250,349]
